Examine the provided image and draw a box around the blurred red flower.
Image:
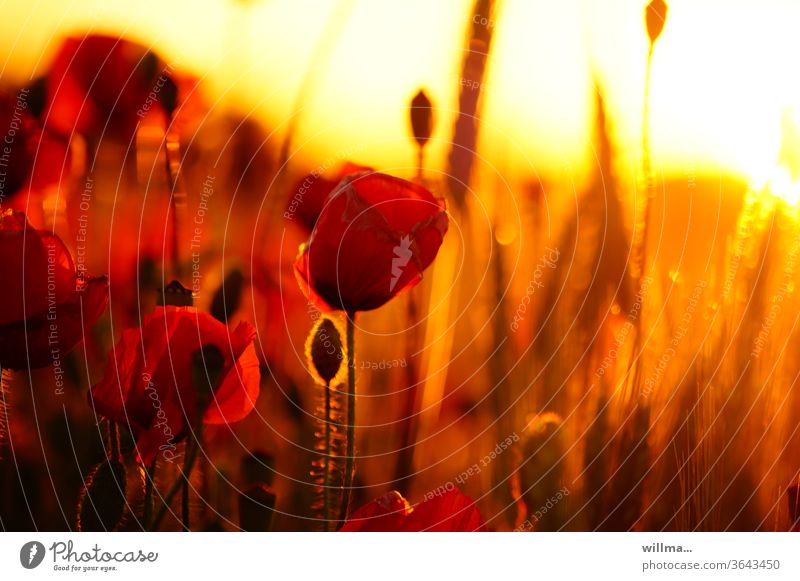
[45,34,163,142]
[294,172,448,313]
[0,92,70,203]
[89,306,260,464]
[0,211,108,370]
[341,489,486,532]
[287,163,373,232]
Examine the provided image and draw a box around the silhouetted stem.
[148,425,201,531]
[338,314,356,526]
[639,44,655,282]
[165,123,184,279]
[0,367,12,459]
[143,457,157,528]
[323,380,332,530]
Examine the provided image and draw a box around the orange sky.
[2,0,800,188]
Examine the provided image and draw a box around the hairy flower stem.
[323,380,333,531]
[338,314,356,526]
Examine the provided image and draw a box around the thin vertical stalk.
[338,314,356,526]
[148,427,200,531]
[165,125,184,279]
[638,45,655,283]
[0,367,12,458]
[323,380,332,530]
[143,457,157,529]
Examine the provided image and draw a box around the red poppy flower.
[45,35,162,141]
[89,307,260,465]
[0,211,108,370]
[287,163,373,232]
[294,172,448,313]
[0,92,35,199]
[341,489,487,532]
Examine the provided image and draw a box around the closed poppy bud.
[409,89,433,148]
[645,0,668,44]
[76,458,127,532]
[0,211,108,370]
[294,172,448,313]
[306,317,345,385]
[341,489,486,532]
[88,306,260,465]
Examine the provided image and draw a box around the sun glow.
[3,0,800,183]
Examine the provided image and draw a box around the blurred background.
[3,0,800,531]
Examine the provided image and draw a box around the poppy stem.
[143,457,157,528]
[165,122,184,279]
[323,380,332,531]
[182,474,190,531]
[639,43,655,282]
[0,367,12,459]
[107,421,122,463]
[416,146,425,183]
[148,428,200,531]
[338,314,356,526]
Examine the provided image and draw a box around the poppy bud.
[409,89,433,149]
[192,344,225,412]
[306,317,345,385]
[76,458,127,531]
[645,0,668,44]
[158,280,194,307]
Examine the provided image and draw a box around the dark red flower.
[0,92,35,199]
[44,35,162,141]
[0,211,108,370]
[341,489,487,532]
[89,306,260,464]
[287,163,373,232]
[294,172,448,313]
